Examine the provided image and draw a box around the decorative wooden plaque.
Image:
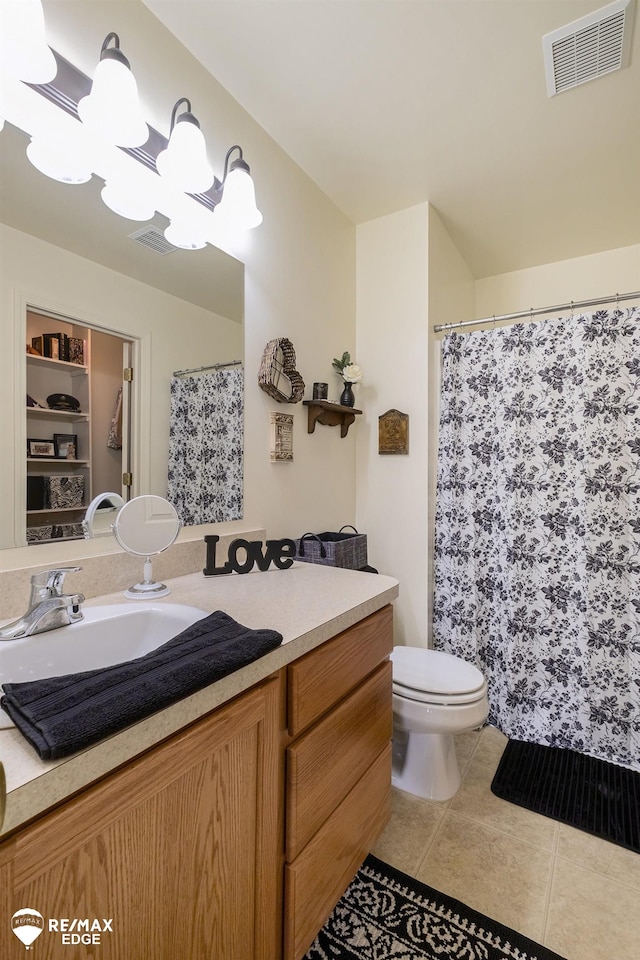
[270,411,294,461]
[378,409,409,455]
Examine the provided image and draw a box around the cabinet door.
[0,677,282,960]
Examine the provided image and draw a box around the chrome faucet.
[0,567,85,640]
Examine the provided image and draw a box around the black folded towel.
[1,610,283,761]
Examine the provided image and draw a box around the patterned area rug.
[491,739,640,854]
[305,855,565,960]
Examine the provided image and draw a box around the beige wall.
[475,243,640,318]
[354,203,475,649]
[355,204,430,647]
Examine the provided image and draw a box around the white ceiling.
[142,0,640,279]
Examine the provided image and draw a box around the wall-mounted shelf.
[27,407,89,422]
[303,400,362,438]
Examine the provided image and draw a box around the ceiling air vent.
[128,225,178,255]
[543,0,635,96]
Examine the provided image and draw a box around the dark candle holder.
[312,382,328,400]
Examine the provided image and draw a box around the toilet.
[391,646,489,801]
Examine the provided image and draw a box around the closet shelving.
[26,314,92,544]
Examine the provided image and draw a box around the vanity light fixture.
[0,0,57,84]
[26,134,92,185]
[156,98,214,195]
[164,218,208,251]
[77,33,148,148]
[3,11,264,241]
[214,145,263,230]
[101,180,156,222]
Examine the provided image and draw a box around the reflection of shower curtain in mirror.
[167,367,243,523]
[433,307,640,771]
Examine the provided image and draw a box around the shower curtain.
[433,307,640,771]
[167,366,243,524]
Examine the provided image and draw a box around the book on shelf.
[31,333,84,363]
[42,333,60,360]
[68,337,85,364]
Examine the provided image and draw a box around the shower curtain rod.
[433,289,640,333]
[172,359,242,377]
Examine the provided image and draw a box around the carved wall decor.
[258,338,305,403]
[270,411,294,461]
[378,408,409,454]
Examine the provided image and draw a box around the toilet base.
[392,729,461,801]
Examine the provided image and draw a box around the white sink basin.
[0,603,209,729]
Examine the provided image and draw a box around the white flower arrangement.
[332,351,364,383]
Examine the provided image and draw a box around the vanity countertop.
[0,562,398,838]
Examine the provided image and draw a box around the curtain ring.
[570,300,574,319]
[616,292,620,309]
[492,314,496,329]
[530,307,533,323]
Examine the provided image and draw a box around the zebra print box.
[46,475,85,509]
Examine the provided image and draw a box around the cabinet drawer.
[284,744,391,960]
[287,604,393,737]
[286,661,391,861]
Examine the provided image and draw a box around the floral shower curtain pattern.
[433,307,640,771]
[167,367,243,524]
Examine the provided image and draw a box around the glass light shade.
[0,1,57,84]
[78,57,148,148]
[156,119,214,194]
[101,182,155,221]
[26,137,92,184]
[215,166,263,229]
[164,219,207,251]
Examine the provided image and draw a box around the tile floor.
[372,725,640,960]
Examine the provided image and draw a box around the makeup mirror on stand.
[113,495,181,599]
[82,493,125,539]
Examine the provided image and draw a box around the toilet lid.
[391,646,486,700]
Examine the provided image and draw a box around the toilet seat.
[391,646,486,706]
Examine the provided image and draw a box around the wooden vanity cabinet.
[0,603,394,960]
[0,676,283,960]
[283,605,394,960]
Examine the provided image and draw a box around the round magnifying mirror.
[113,495,181,599]
[82,492,125,538]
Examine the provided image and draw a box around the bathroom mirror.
[0,120,245,552]
[113,495,181,599]
[82,493,125,539]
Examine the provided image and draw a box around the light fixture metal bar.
[28,48,223,206]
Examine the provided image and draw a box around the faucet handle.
[30,566,82,599]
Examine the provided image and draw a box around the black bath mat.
[305,854,566,959]
[491,739,640,853]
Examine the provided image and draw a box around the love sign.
[204,535,296,576]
